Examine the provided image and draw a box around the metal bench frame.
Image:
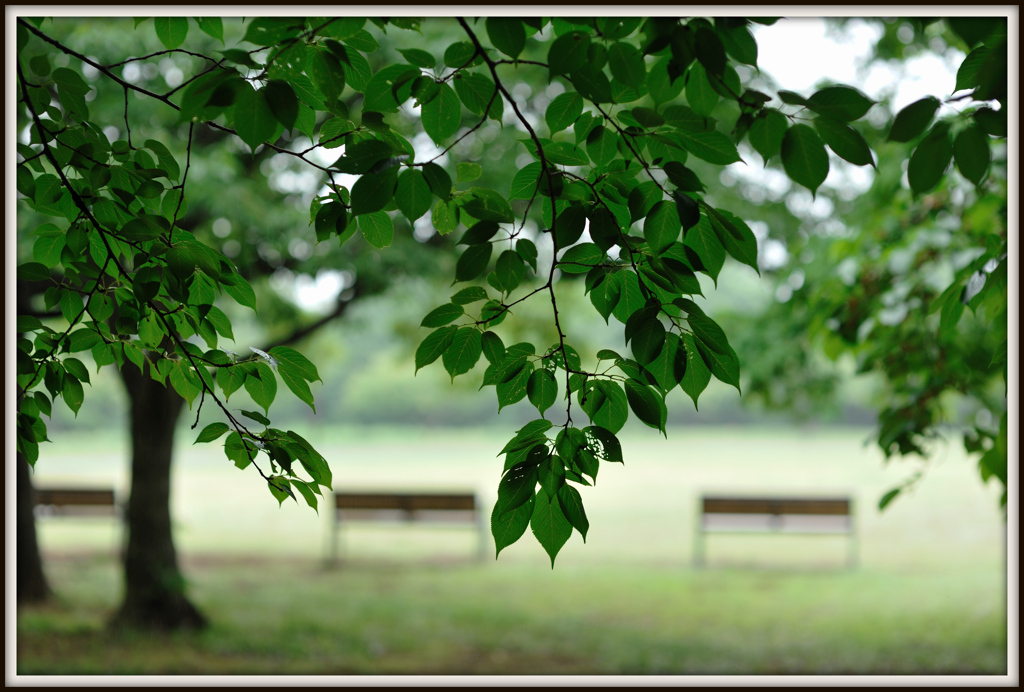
[327,491,487,566]
[694,495,857,569]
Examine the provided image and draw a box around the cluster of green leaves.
[16,15,1009,565]
[15,16,334,509]
[737,16,1009,512]
[859,17,1007,510]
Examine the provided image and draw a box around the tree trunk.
[17,449,52,604]
[110,362,207,631]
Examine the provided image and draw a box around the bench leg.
[476,510,489,562]
[326,515,341,569]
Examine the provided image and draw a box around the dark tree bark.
[110,362,207,631]
[17,448,52,604]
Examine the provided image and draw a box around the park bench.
[33,486,124,554]
[693,495,857,569]
[33,487,120,518]
[327,491,487,566]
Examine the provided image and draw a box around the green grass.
[17,424,1008,675]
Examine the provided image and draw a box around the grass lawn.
[16,424,1009,676]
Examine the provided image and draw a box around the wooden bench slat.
[335,492,477,512]
[35,488,117,507]
[702,497,850,516]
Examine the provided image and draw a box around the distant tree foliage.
[16,15,1008,568]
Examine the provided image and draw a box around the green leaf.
[456,162,483,183]
[908,124,953,195]
[496,360,533,410]
[695,339,741,392]
[628,315,666,365]
[586,125,620,167]
[683,213,726,283]
[358,211,394,249]
[706,208,760,275]
[453,73,502,120]
[647,332,687,392]
[781,124,829,197]
[579,380,628,434]
[451,286,489,306]
[559,243,605,274]
[549,31,590,76]
[244,361,277,414]
[233,83,277,151]
[432,198,459,235]
[331,139,395,175]
[421,83,461,144]
[314,201,347,242]
[571,65,613,104]
[673,129,741,165]
[455,243,492,282]
[887,96,940,143]
[351,168,398,216]
[395,169,433,221]
[59,288,85,324]
[531,491,573,567]
[878,488,901,511]
[462,188,514,223]
[486,17,526,59]
[679,333,711,409]
[224,432,253,470]
[421,303,465,328]
[443,41,478,68]
[264,80,299,130]
[278,369,316,411]
[492,497,535,558]
[939,288,965,340]
[953,125,990,185]
[18,262,51,282]
[647,57,685,104]
[169,361,202,407]
[242,17,304,47]
[194,17,223,41]
[557,484,589,541]
[415,325,458,372]
[643,200,682,256]
[625,379,666,433]
[748,109,788,164]
[686,63,718,116]
[398,47,436,69]
[805,85,874,121]
[154,17,189,50]
[268,346,321,383]
[481,331,506,364]
[441,327,482,380]
[527,369,558,415]
[510,162,542,200]
[545,91,584,133]
[719,23,758,66]
[608,41,646,90]
[493,250,526,293]
[972,107,1006,138]
[543,142,590,167]
[422,162,453,197]
[195,422,230,444]
[814,117,875,167]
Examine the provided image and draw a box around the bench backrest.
[335,492,477,513]
[702,496,851,516]
[34,488,118,517]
